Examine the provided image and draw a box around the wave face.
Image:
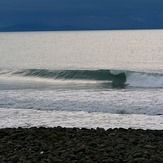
[0,68,163,88]
[13,69,127,88]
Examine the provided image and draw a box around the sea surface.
[0,30,163,129]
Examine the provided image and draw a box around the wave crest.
[0,68,163,88]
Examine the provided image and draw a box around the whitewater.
[0,30,163,129]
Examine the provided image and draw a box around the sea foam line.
[0,108,162,130]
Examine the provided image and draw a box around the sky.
[0,0,163,31]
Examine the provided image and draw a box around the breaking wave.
[0,68,163,88]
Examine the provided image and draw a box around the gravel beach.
[0,127,163,162]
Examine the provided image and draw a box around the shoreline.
[1,108,163,130]
[0,127,163,162]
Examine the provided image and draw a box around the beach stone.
[133,157,147,162]
[144,145,155,149]
[0,127,162,162]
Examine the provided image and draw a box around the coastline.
[1,109,163,130]
[0,127,163,162]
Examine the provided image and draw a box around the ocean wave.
[0,68,163,88]
[126,72,163,88]
[13,69,127,88]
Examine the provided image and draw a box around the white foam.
[0,108,162,129]
[0,89,163,115]
[110,70,124,75]
[126,72,163,88]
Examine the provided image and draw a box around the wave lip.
[14,69,117,80]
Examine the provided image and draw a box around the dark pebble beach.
[0,127,163,163]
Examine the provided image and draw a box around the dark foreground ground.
[0,127,163,163]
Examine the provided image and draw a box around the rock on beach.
[0,127,163,162]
